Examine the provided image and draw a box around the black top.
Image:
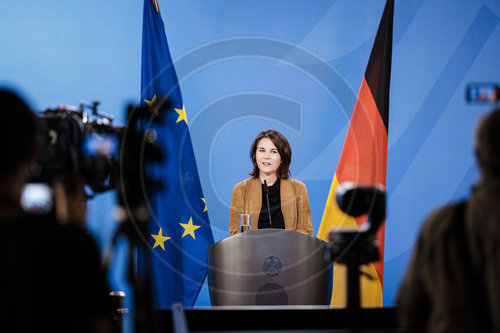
[258,178,285,229]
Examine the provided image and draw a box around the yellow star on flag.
[179,217,201,239]
[175,104,188,124]
[201,197,207,213]
[144,94,159,115]
[151,228,171,250]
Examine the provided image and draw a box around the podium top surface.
[211,229,326,248]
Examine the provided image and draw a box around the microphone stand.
[327,183,386,330]
[263,180,272,226]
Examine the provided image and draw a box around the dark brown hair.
[0,89,37,177]
[475,106,500,178]
[249,129,291,179]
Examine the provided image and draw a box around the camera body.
[26,103,123,207]
[22,100,164,217]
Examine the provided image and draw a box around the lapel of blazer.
[281,178,296,230]
[246,177,262,232]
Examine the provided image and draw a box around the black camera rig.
[28,101,124,195]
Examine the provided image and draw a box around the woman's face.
[255,137,281,177]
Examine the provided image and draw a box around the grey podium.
[207,229,333,306]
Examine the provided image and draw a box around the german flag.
[317,0,394,307]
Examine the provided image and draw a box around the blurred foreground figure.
[397,106,500,333]
[0,89,112,332]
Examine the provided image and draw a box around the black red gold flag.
[317,0,394,307]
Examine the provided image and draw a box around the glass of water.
[239,213,251,233]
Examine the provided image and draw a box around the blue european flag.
[140,0,214,307]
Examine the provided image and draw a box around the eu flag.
[141,0,214,307]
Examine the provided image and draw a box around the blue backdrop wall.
[1,0,499,307]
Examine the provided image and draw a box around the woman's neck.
[259,174,278,186]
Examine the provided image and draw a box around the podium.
[207,229,332,306]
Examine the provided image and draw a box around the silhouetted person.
[0,89,112,332]
[397,106,500,332]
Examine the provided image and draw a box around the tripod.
[104,103,166,333]
[326,182,385,329]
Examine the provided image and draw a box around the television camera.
[22,100,164,216]
[26,101,123,193]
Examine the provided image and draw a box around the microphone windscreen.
[335,182,385,218]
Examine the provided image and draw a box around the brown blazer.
[228,177,313,236]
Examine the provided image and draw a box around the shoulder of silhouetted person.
[0,212,113,332]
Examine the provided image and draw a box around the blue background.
[1,0,499,307]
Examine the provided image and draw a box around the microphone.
[335,182,385,234]
[264,180,272,226]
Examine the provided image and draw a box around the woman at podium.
[229,129,313,236]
